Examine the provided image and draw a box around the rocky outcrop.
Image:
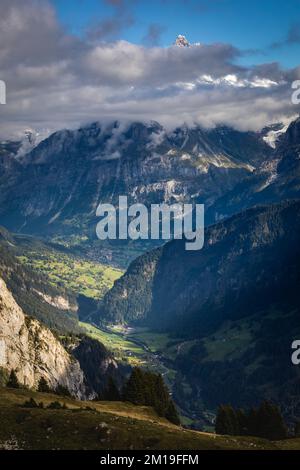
[70,336,125,397]
[0,277,86,398]
[34,290,77,311]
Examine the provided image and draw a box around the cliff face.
[0,277,86,398]
[70,336,124,397]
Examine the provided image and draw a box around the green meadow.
[17,250,123,300]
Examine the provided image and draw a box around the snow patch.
[263,123,289,149]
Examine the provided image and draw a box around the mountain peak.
[174,35,190,47]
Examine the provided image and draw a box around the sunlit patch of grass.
[17,251,123,300]
[79,322,146,366]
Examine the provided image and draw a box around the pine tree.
[55,384,71,398]
[236,408,248,435]
[104,377,121,401]
[247,407,259,437]
[228,405,240,435]
[152,374,170,417]
[7,370,20,389]
[216,401,288,440]
[123,368,146,405]
[122,368,180,425]
[216,405,228,435]
[37,377,51,393]
[165,399,181,425]
[23,398,39,408]
[256,401,287,440]
[215,405,239,435]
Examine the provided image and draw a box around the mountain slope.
[0,264,125,401]
[0,121,272,264]
[0,226,126,398]
[207,117,300,223]
[96,200,300,419]
[1,387,297,450]
[0,225,124,331]
[0,227,79,334]
[98,199,300,333]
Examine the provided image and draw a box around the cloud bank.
[0,0,300,139]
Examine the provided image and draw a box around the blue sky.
[52,0,300,68]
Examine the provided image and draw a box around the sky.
[0,0,300,139]
[52,0,300,68]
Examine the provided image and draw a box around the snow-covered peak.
[16,128,51,158]
[174,35,190,47]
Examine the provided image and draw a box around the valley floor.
[0,388,299,450]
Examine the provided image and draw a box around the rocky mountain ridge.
[207,117,300,223]
[0,120,275,265]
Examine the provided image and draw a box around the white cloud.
[0,0,299,139]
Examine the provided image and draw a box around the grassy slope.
[15,236,123,299]
[1,387,298,450]
[79,322,146,366]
